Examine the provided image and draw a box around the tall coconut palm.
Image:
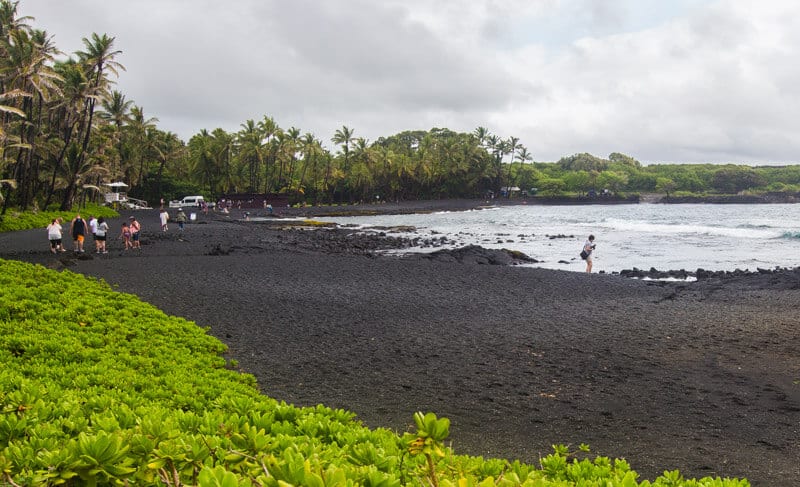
[189,129,217,196]
[281,126,301,191]
[473,126,489,146]
[97,90,132,179]
[331,125,354,170]
[331,125,354,201]
[1,26,61,210]
[236,119,265,192]
[513,145,532,188]
[296,132,320,196]
[68,33,124,208]
[98,90,132,127]
[57,141,109,210]
[257,116,278,192]
[152,131,184,200]
[43,59,89,208]
[504,136,519,197]
[123,105,158,188]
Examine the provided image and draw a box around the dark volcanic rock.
[409,244,536,265]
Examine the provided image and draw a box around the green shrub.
[0,204,119,233]
[0,260,750,486]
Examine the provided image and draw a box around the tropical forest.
[2,0,800,215]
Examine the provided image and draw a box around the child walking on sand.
[120,222,132,250]
[159,208,169,232]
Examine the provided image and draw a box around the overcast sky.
[17,0,800,164]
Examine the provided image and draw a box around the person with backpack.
[581,235,596,273]
[175,208,187,231]
[70,213,88,253]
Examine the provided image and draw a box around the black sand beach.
[2,200,799,486]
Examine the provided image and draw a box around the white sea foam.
[314,203,800,273]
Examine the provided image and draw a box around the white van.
[169,196,206,208]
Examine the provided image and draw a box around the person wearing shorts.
[129,216,141,249]
[47,218,64,253]
[70,213,87,253]
[582,235,596,273]
[95,217,109,253]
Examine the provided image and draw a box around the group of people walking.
[46,213,147,254]
[47,209,190,254]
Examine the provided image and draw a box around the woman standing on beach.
[582,235,596,273]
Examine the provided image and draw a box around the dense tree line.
[2,1,798,213]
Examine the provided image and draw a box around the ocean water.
[315,204,800,273]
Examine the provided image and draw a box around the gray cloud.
[17,0,800,163]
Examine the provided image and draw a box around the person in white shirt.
[95,217,109,253]
[46,218,65,253]
[159,209,169,232]
[582,235,596,273]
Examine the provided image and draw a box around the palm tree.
[331,125,354,201]
[296,132,320,196]
[282,126,301,191]
[98,90,132,127]
[331,125,354,170]
[0,1,31,40]
[124,105,158,189]
[43,59,89,208]
[504,136,519,197]
[58,141,109,210]
[513,145,532,189]
[236,119,265,192]
[97,90,132,179]
[152,131,184,200]
[473,126,489,146]
[257,116,278,192]
[70,33,124,207]
[1,25,61,210]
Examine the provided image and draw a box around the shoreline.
[1,203,799,485]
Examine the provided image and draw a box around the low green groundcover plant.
[0,259,749,486]
[0,204,119,233]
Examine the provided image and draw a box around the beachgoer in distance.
[583,235,596,273]
[95,217,109,253]
[175,208,187,231]
[70,213,88,253]
[46,218,65,253]
[159,208,169,232]
[129,216,141,249]
[120,222,132,250]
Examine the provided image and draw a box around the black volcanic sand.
[2,201,799,486]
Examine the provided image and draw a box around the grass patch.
[0,204,119,233]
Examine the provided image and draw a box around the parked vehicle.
[169,196,208,208]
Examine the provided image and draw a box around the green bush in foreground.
[0,259,749,486]
[0,204,119,233]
